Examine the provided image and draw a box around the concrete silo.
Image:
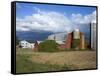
[91,21,97,51]
[73,29,80,39]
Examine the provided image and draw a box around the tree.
[38,40,58,52]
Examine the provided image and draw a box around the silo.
[80,34,85,49]
[73,29,80,39]
[91,21,97,50]
[72,29,80,49]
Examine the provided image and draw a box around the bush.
[38,40,58,52]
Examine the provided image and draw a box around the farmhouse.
[19,40,35,49]
[19,40,43,50]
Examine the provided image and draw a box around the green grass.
[16,54,70,73]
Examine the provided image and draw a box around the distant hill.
[16,31,53,41]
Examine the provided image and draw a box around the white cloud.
[71,10,96,24]
[16,7,96,32]
[16,8,72,32]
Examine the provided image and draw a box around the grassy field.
[16,48,97,73]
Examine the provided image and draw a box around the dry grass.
[29,50,97,70]
[16,48,97,70]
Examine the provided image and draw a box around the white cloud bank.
[16,7,96,33]
[71,11,96,24]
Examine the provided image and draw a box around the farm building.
[19,40,43,50]
[48,29,86,50]
[19,40,35,49]
[58,29,85,50]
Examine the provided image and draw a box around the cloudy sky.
[16,2,96,33]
